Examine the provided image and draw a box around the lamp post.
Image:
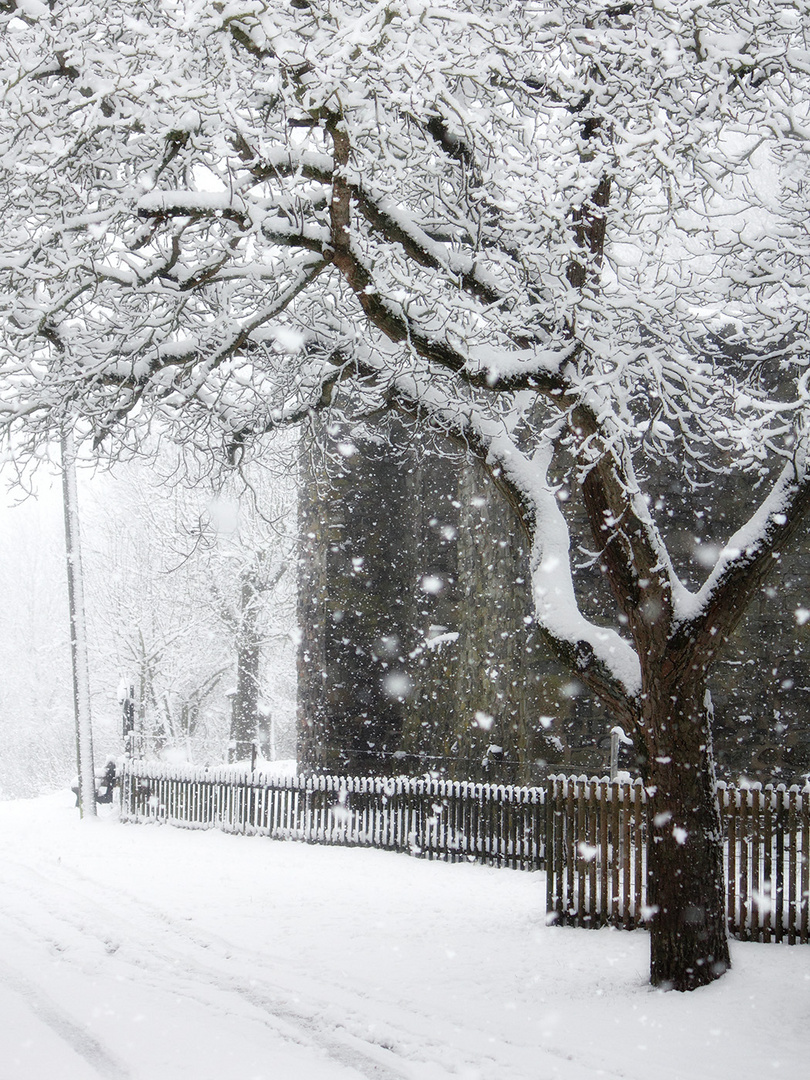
[61,428,96,817]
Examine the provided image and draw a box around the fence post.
[801,786,809,944]
[788,786,798,945]
[545,776,560,924]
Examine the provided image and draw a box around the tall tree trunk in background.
[230,566,261,763]
[61,430,96,818]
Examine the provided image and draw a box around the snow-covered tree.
[83,446,297,763]
[195,453,297,761]
[3,0,810,990]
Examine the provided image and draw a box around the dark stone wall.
[297,418,571,783]
[711,548,810,782]
[297,420,810,785]
[297,423,417,774]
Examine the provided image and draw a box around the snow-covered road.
[0,792,807,1080]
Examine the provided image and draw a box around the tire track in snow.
[0,856,422,1080]
[1,845,605,1080]
[0,955,131,1080]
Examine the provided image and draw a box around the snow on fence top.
[119,758,548,802]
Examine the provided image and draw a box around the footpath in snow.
[0,791,807,1080]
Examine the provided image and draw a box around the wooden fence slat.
[743,790,756,941]
[564,779,574,923]
[547,778,559,921]
[591,781,604,924]
[626,786,639,928]
[553,780,563,917]
[633,782,645,928]
[726,785,737,937]
[610,781,620,925]
[775,786,785,943]
[762,786,773,943]
[751,786,761,941]
[599,779,609,927]
[575,779,586,925]
[788,786,798,945]
[801,787,809,945]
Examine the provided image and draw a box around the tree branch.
[672,449,810,668]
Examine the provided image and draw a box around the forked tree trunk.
[643,674,730,990]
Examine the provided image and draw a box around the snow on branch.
[674,441,810,634]
[496,433,641,699]
[365,367,642,701]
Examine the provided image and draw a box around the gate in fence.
[119,762,809,943]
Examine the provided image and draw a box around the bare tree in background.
[84,446,296,763]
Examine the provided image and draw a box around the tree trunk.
[643,675,730,990]
[230,570,261,762]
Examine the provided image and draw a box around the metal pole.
[610,729,619,780]
[61,429,97,817]
[610,725,632,781]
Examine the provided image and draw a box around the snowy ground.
[0,792,807,1080]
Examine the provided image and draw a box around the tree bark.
[643,673,730,990]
